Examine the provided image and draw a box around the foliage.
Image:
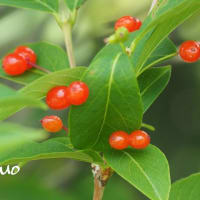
[0,0,200,199]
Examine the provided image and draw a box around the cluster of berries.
[2,16,199,151]
[1,46,90,135]
[2,46,37,76]
[41,81,89,133]
[109,130,150,150]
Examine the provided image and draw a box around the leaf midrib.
[92,53,122,147]
[123,151,162,200]
[138,53,175,77]
[35,0,56,13]
[140,66,170,96]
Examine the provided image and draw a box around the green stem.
[141,123,155,131]
[55,0,77,68]
[62,22,76,68]
[119,42,127,54]
[129,40,136,55]
[148,0,158,15]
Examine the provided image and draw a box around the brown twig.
[91,164,113,200]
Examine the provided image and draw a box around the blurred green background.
[0,0,200,199]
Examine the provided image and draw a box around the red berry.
[179,40,200,63]
[115,16,142,32]
[134,18,142,30]
[109,131,129,150]
[15,46,37,69]
[46,86,71,110]
[2,53,27,76]
[66,81,89,105]
[41,115,63,133]
[129,130,150,149]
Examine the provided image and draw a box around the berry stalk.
[141,122,155,131]
[28,61,51,74]
[62,126,68,134]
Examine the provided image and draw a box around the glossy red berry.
[134,18,142,30]
[15,45,37,69]
[115,16,142,32]
[129,130,150,149]
[66,81,89,105]
[41,115,63,133]
[109,131,129,150]
[2,53,27,76]
[46,86,71,110]
[179,40,200,63]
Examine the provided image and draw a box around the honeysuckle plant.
[0,0,200,200]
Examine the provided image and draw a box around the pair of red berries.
[109,130,150,150]
[2,46,37,76]
[179,40,200,63]
[46,81,89,110]
[115,16,142,33]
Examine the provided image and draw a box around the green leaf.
[140,39,176,75]
[19,67,86,98]
[0,180,66,200]
[0,67,86,120]
[104,145,171,200]
[0,137,104,166]
[0,42,69,85]
[0,84,47,120]
[0,122,47,153]
[138,66,171,113]
[0,0,58,13]
[128,34,176,76]
[69,45,143,151]
[169,173,200,200]
[64,0,86,10]
[133,0,200,74]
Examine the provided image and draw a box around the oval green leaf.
[104,145,171,200]
[138,66,171,113]
[69,46,143,151]
[169,173,200,200]
[0,67,86,120]
[0,137,104,166]
[19,67,86,98]
[0,122,47,153]
[0,84,47,120]
[0,0,58,13]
